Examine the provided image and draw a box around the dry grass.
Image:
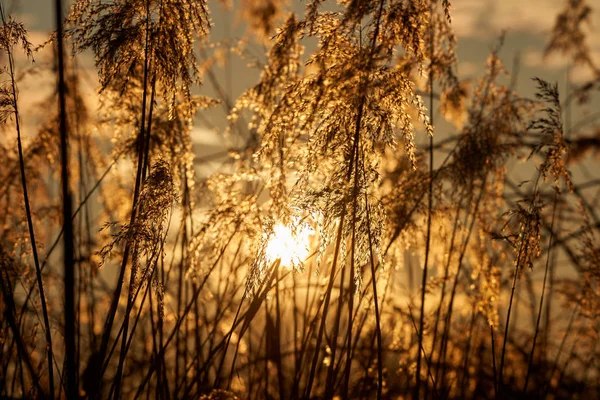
[1,0,599,399]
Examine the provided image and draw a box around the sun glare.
[265,221,313,268]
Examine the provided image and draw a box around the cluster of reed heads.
[1,0,599,398]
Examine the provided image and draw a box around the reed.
[0,0,599,398]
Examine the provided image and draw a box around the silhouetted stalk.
[437,180,486,390]
[554,335,579,393]
[113,251,139,397]
[113,71,157,400]
[55,0,77,393]
[524,272,539,332]
[3,333,16,392]
[364,192,383,399]
[192,287,202,389]
[543,305,578,397]
[304,134,361,397]
[16,151,122,346]
[275,264,285,399]
[142,74,157,179]
[290,259,316,399]
[214,264,284,386]
[524,191,559,392]
[264,297,269,400]
[356,311,375,400]
[71,57,92,380]
[99,1,153,395]
[39,151,125,271]
[417,4,435,396]
[408,304,439,398]
[0,5,55,397]
[100,248,161,378]
[339,83,368,395]
[427,198,462,374]
[498,164,548,393]
[122,241,166,353]
[214,279,247,386]
[498,234,526,393]
[221,243,247,390]
[342,200,358,397]
[347,262,393,398]
[292,269,299,395]
[179,209,190,395]
[158,238,168,399]
[107,263,155,399]
[183,175,200,396]
[174,186,184,390]
[326,111,362,399]
[113,226,239,396]
[491,325,498,398]
[0,264,46,397]
[324,237,347,399]
[542,64,572,363]
[435,203,474,391]
[307,3,386,397]
[304,212,346,399]
[543,231,557,358]
[145,270,160,397]
[133,227,242,398]
[124,40,159,395]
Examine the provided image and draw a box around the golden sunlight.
[265,221,313,268]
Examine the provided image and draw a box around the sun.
[264,220,313,269]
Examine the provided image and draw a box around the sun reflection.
[265,220,313,269]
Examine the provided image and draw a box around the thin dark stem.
[308,3,385,396]
[98,1,154,395]
[364,193,383,400]
[428,198,462,374]
[324,234,347,399]
[543,305,578,397]
[55,0,77,395]
[342,205,357,397]
[417,5,435,395]
[0,263,47,397]
[491,325,498,399]
[408,304,439,399]
[0,4,55,397]
[437,179,486,391]
[304,212,346,399]
[498,235,525,393]
[275,264,285,400]
[524,191,559,392]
